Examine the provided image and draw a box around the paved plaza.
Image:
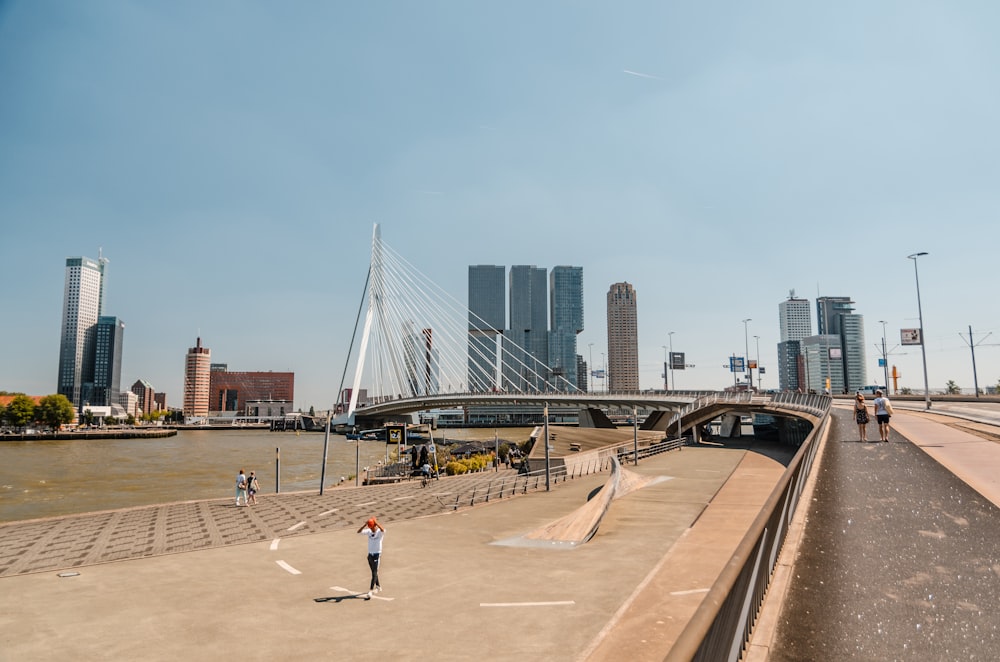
[3,402,1000,661]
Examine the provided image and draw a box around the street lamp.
[754,335,761,390]
[588,342,594,393]
[742,318,752,389]
[878,320,890,392]
[908,252,931,409]
[601,352,606,392]
[668,331,675,391]
[661,345,668,390]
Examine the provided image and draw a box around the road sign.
[729,356,745,373]
[670,352,686,370]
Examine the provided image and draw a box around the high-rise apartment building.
[606,282,639,391]
[183,337,211,419]
[779,294,812,342]
[467,265,506,392]
[506,265,549,391]
[816,296,867,392]
[131,379,156,416]
[57,254,123,410]
[92,316,125,407]
[802,335,845,394]
[777,293,811,392]
[549,266,584,391]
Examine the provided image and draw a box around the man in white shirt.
[357,517,385,599]
[873,390,893,442]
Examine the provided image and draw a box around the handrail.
[665,394,833,661]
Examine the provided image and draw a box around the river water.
[0,427,535,523]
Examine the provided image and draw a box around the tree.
[945,380,961,395]
[82,409,95,427]
[4,394,35,429]
[901,387,913,395]
[36,394,75,429]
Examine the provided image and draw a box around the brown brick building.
[208,370,294,413]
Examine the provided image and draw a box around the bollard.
[275,447,280,493]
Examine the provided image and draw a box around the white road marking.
[269,538,280,551]
[319,509,338,517]
[287,521,306,532]
[480,601,575,607]
[330,586,394,601]
[392,495,416,501]
[276,560,301,575]
[355,501,376,507]
[670,588,710,596]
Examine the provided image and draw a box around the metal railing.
[665,394,833,661]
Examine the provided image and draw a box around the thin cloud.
[623,69,662,80]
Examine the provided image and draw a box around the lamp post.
[668,331,675,391]
[754,335,761,390]
[588,342,594,393]
[601,352,606,392]
[908,252,931,409]
[742,318,753,389]
[878,320,890,393]
[661,345,668,391]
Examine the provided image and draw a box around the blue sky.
[2,1,999,408]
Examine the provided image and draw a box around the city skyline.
[3,4,1000,407]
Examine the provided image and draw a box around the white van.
[857,385,886,396]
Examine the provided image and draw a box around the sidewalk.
[752,405,1000,661]
[0,441,785,662]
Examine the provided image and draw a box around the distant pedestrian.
[235,469,248,506]
[247,471,259,505]
[357,517,385,599]
[854,393,870,442]
[873,390,893,442]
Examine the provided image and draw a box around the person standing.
[873,390,893,442]
[247,471,259,505]
[854,393,870,442]
[235,469,248,506]
[357,517,385,599]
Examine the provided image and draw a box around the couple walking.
[855,390,893,442]
[235,469,259,506]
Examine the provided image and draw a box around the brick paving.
[0,468,542,578]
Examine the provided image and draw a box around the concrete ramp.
[494,457,670,548]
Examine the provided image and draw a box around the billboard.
[901,328,922,345]
[829,347,842,359]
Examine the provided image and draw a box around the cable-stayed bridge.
[330,226,830,439]
[331,225,699,429]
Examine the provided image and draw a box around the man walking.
[357,517,385,599]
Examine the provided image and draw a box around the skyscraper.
[183,337,211,419]
[777,293,811,392]
[506,265,548,391]
[816,296,867,392]
[549,266,584,391]
[778,293,812,342]
[57,254,113,409]
[606,282,639,391]
[92,316,125,407]
[467,265,506,392]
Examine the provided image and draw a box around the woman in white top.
[872,390,892,442]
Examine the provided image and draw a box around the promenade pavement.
[5,403,999,662]
[0,436,790,662]
[750,403,1000,661]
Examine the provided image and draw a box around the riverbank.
[0,428,177,442]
